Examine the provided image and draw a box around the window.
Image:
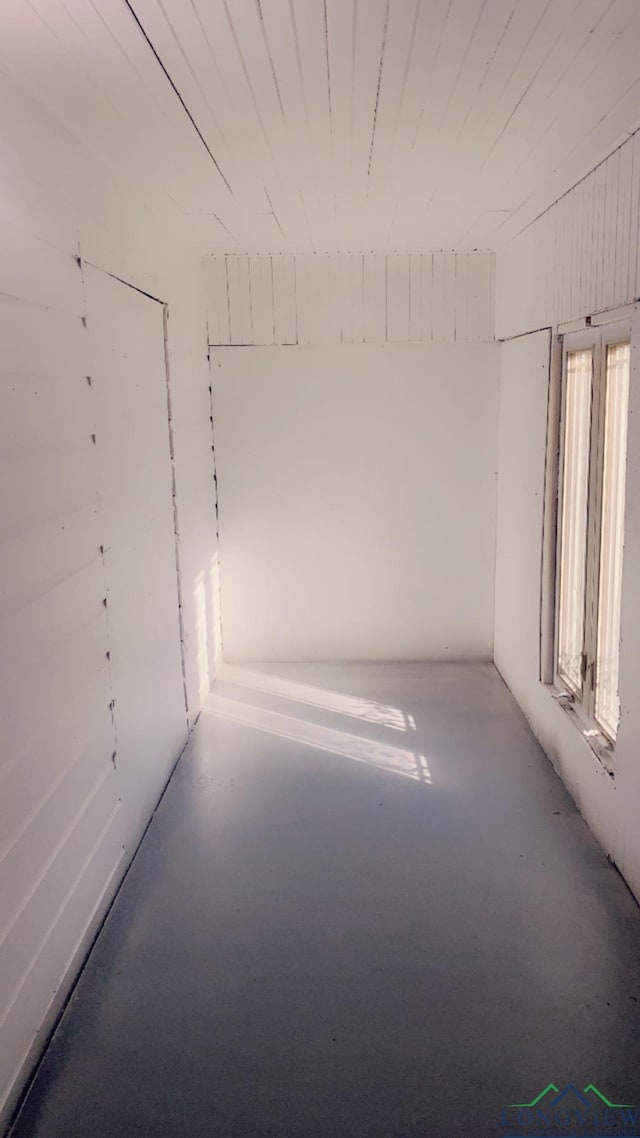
[555,323,630,746]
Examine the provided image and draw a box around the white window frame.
[551,316,631,760]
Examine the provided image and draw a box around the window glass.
[595,342,630,738]
[557,348,593,694]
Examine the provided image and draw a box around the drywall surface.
[213,343,499,661]
[495,325,640,904]
[0,70,218,1127]
[85,266,187,841]
[496,127,640,338]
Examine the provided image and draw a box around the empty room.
[2,2,640,1136]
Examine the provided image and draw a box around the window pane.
[557,349,593,693]
[595,342,630,739]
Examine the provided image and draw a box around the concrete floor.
[10,662,640,1138]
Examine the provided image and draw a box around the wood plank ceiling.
[4,0,640,253]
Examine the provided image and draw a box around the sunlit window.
[557,349,593,695]
[556,328,630,745]
[595,342,630,738]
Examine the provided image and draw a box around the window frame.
[552,317,631,755]
[554,330,595,704]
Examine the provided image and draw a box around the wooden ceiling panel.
[7,0,640,252]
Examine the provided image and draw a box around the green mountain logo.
[507,1083,635,1110]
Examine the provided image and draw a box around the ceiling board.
[5,0,640,252]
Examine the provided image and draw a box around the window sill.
[545,684,615,778]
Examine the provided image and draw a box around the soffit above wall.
[205,252,494,344]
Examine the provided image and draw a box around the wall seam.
[206,341,225,666]
[77,248,120,778]
[161,305,190,729]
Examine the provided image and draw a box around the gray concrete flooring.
[10,662,640,1137]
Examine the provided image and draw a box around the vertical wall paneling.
[294,256,311,346]
[0,56,219,1129]
[0,266,120,1123]
[616,142,632,309]
[431,253,447,343]
[363,253,387,343]
[631,133,640,302]
[296,255,313,344]
[392,254,412,343]
[248,256,270,346]
[339,256,354,345]
[603,152,617,311]
[386,254,400,342]
[454,252,468,343]
[496,128,640,338]
[204,257,231,345]
[237,257,254,345]
[285,256,299,345]
[422,253,434,341]
[314,257,334,345]
[443,253,457,343]
[328,255,342,345]
[409,254,422,343]
[205,251,495,345]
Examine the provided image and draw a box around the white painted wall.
[495,135,640,903]
[0,70,218,1126]
[85,266,188,842]
[213,343,499,662]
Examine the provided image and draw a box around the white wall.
[206,250,499,663]
[212,343,499,662]
[495,129,640,904]
[85,266,187,841]
[0,70,218,1125]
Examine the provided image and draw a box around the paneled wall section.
[0,71,218,1128]
[205,252,494,345]
[0,230,125,1125]
[494,125,640,906]
[496,128,640,337]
